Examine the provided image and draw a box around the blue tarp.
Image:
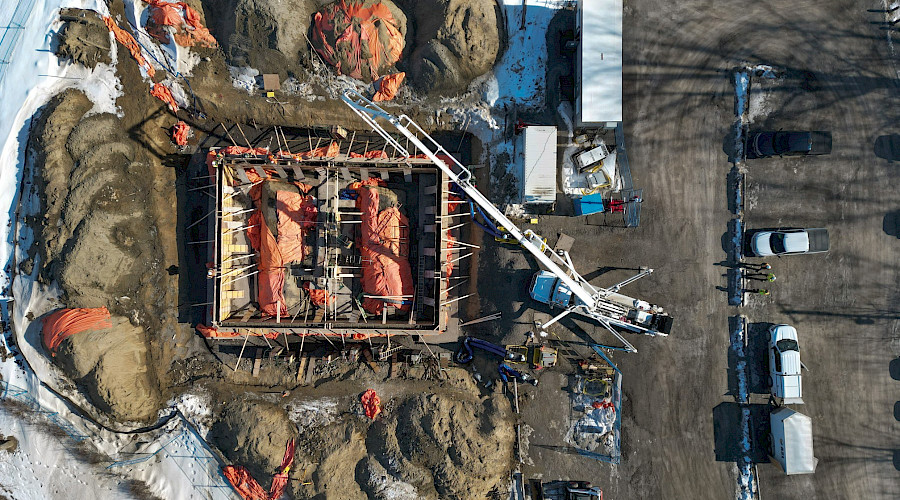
[575,193,605,215]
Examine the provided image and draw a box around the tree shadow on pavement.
[874,135,900,161]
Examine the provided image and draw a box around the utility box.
[518,126,558,206]
[769,407,817,475]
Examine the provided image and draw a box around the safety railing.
[0,0,37,87]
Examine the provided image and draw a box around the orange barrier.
[150,82,179,112]
[373,72,405,102]
[172,120,190,145]
[41,307,113,356]
[102,16,155,78]
[361,389,381,419]
[311,1,403,81]
[304,282,335,307]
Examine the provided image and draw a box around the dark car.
[747,131,832,159]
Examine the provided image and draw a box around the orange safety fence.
[172,120,190,145]
[361,389,381,419]
[373,72,405,102]
[41,307,113,356]
[311,0,403,81]
[102,16,155,78]
[150,82,179,112]
[196,324,385,341]
[144,0,218,48]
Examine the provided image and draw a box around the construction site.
[1,1,899,500]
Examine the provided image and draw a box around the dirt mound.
[210,398,298,488]
[28,90,165,322]
[56,9,112,68]
[53,315,162,422]
[400,0,501,95]
[288,369,514,500]
[201,0,321,78]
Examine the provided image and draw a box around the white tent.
[518,126,558,205]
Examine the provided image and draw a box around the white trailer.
[769,407,817,475]
[518,125,558,206]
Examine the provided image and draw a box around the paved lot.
[477,1,900,498]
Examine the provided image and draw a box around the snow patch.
[285,398,339,429]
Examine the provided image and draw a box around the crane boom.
[340,90,672,352]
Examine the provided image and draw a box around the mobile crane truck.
[341,90,673,353]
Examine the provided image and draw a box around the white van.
[768,324,803,404]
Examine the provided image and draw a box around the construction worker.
[744,288,770,295]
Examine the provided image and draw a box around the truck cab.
[529,270,583,308]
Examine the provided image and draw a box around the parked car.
[750,228,829,256]
[747,131,832,158]
[768,324,803,404]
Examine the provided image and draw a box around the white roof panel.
[521,126,557,204]
[580,0,623,124]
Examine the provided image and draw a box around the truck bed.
[806,228,829,253]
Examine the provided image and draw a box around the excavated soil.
[56,9,112,69]
[205,368,515,500]
[53,315,162,423]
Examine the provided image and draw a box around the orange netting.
[361,389,381,419]
[144,0,218,48]
[102,16,155,78]
[353,178,413,314]
[349,149,388,159]
[150,82,179,112]
[172,120,190,145]
[311,0,404,81]
[41,307,113,356]
[373,72,405,102]
[223,438,295,500]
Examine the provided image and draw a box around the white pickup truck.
[769,324,803,404]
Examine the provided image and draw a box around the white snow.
[285,397,340,429]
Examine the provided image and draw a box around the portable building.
[769,407,817,475]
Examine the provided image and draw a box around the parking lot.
[477,1,900,498]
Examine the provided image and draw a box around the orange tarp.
[151,82,179,112]
[144,0,218,48]
[354,178,413,314]
[302,141,340,159]
[102,16,155,78]
[373,72,405,102]
[41,308,112,356]
[303,282,335,307]
[349,149,388,159]
[275,190,317,264]
[224,438,295,500]
[246,210,287,317]
[172,120,190,145]
[361,389,381,419]
[312,0,403,81]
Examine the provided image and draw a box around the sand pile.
[53,315,162,423]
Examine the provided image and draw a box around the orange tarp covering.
[144,0,218,48]
[102,16,155,78]
[354,178,413,314]
[303,282,335,306]
[246,182,317,317]
[361,389,381,419]
[373,72,405,102]
[41,307,112,356]
[151,82,179,112]
[312,0,403,81]
[172,120,190,145]
[224,438,295,500]
[349,149,388,159]
[302,141,340,159]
